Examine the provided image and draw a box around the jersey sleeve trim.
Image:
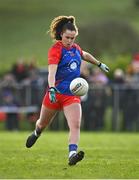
[74,43,83,57]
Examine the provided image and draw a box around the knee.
[75,122,81,129]
[70,120,81,131]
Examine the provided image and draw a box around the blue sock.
[69,144,78,158]
[69,144,78,152]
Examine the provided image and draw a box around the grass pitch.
[0,131,139,179]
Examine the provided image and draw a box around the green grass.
[0,131,139,179]
[0,0,139,73]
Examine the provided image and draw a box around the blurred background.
[0,0,139,132]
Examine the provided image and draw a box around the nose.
[68,38,73,44]
[68,38,71,43]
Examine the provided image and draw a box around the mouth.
[67,43,72,46]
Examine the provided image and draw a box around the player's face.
[61,30,77,48]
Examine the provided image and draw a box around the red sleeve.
[48,44,62,64]
[74,43,83,57]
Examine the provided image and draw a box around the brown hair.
[48,15,78,40]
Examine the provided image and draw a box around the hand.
[48,87,58,103]
[98,62,110,73]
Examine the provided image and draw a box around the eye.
[66,36,74,40]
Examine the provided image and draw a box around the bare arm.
[48,64,58,87]
[82,50,109,73]
[82,51,100,66]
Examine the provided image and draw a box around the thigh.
[39,105,58,124]
[63,103,82,128]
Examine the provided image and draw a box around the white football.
[70,77,89,96]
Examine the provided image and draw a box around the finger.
[53,96,56,102]
[53,95,57,103]
[49,93,54,103]
[50,96,53,102]
[51,97,54,103]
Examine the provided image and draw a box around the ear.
[60,32,63,38]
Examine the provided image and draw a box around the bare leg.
[36,105,57,131]
[63,103,82,145]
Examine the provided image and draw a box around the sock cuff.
[69,144,78,152]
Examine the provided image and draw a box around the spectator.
[0,73,18,89]
[11,58,29,83]
[2,91,19,131]
[111,68,139,131]
[0,73,18,105]
[28,56,38,71]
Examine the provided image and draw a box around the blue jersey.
[48,41,83,95]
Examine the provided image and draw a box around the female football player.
[26,15,109,165]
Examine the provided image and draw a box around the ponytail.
[48,15,78,40]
